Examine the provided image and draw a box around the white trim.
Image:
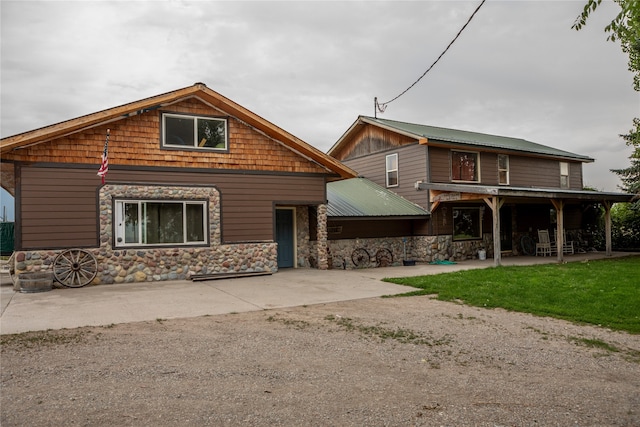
[385,153,399,187]
[498,154,509,185]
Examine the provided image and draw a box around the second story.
[328,116,594,206]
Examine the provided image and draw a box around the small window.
[386,153,399,187]
[453,207,482,240]
[498,154,509,185]
[452,151,479,182]
[560,162,569,189]
[163,113,227,150]
[115,200,207,247]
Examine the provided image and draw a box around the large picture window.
[386,153,399,187]
[115,200,207,247]
[453,207,482,240]
[162,113,227,150]
[452,151,479,182]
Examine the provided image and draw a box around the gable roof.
[0,83,357,179]
[327,177,429,218]
[329,115,594,162]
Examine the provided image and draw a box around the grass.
[385,256,640,334]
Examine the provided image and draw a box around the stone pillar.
[316,204,328,270]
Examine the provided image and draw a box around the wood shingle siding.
[4,99,329,175]
[16,165,326,250]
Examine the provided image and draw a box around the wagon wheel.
[520,235,536,256]
[351,248,370,268]
[53,249,98,288]
[375,248,393,267]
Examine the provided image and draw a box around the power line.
[375,0,486,117]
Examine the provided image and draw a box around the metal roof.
[356,116,594,162]
[327,178,430,218]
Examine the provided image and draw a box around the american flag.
[97,129,110,184]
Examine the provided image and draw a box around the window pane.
[386,154,397,170]
[498,154,508,170]
[197,119,226,148]
[453,208,481,240]
[124,203,139,244]
[499,170,508,185]
[165,116,194,146]
[145,203,183,244]
[452,152,477,181]
[560,162,569,175]
[186,204,205,242]
[387,171,398,186]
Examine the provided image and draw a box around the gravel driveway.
[2,295,639,426]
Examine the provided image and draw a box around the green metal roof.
[361,116,594,162]
[327,178,429,218]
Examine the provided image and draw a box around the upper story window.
[114,199,207,248]
[386,153,399,187]
[560,162,569,189]
[498,154,509,185]
[452,150,479,182]
[162,113,227,150]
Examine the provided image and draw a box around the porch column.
[603,201,612,256]
[551,199,564,263]
[316,204,329,270]
[483,196,504,267]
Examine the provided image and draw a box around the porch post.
[603,201,612,257]
[316,204,329,270]
[483,196,504,267]
[551,199,564,263]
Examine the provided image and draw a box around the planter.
[402,260,416,266]
[17,272,53,293]
[478,250,487,260]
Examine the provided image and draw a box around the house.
[0,83,356,285]
[328,116,632,265]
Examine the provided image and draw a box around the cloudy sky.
[1,0,638,218]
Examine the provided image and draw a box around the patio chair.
[554,229,575,255]
[536,229,557,256]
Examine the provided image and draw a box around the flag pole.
[97,129,110,184]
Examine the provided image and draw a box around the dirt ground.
[1,295,639,426]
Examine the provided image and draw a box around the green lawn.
[385,256,640,334]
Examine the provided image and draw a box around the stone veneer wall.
[12,184,278,284]
[295,207,312,268]
[317,234,488,269]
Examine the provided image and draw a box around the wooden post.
[604,201,612,257]
[483,196,504,267]
[551,199,564,263]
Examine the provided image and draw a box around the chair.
[554,229,575,255]
[536,229,557,256]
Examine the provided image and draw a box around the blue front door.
[275,209,294,268]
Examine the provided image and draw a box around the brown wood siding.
[343,144,429,208]
[481,152,498,185]
[3,99,328,175]
[509,157,559,188]
[569,162,583,190]
[333,124,417,161]
[428,146,451,183]
[17,165,326,249]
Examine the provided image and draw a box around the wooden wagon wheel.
[375,248,393,267]
[53,249,98,288]
[351,247,370,268]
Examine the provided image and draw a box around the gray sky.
[1,0,638,197]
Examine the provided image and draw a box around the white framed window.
[560,162,569,189]
[386,153,399,187]
[453,207,482,240]
[162,113,227,150]
[452,150,480,182]
[115,200,207,247]
[498,154,509,185]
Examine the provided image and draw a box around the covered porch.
[420,182,634,266]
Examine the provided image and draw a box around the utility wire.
[375,0,486,116]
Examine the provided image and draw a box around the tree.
[573,1,640,248]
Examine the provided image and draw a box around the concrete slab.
[1,252,635,335]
